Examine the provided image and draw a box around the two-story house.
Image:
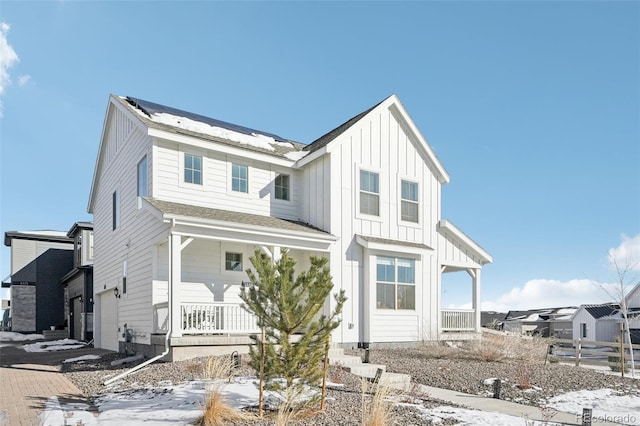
[60,221,94,341]
[3,230,74,333]
[88,94,492,360]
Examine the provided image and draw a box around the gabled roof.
[583,304,620,319]
[437,220,493,264]
[299,94,450,184]
[67,221,93,238]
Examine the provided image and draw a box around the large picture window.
[360,170,379,216]
[376,256,415,310]
[184,154,202,185]
[401,180,418,223]
[232,164,248,193]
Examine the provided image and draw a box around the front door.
[72,296,83,340]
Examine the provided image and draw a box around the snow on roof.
[556,308,577,315]
[14,230,68,237]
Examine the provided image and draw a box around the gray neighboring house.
[502,307,576,338]
[3,230,74,333]
[60,222,94,341]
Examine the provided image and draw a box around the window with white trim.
[275,174,290,201]
[225,252,243,271]
[137,155,148,197]
[232,164,248,193]
[376,256,415,310]
[401,180,419,223]
[360,170,379,216]
[184,154,202,185]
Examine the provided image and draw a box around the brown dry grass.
[197,388,253,426]
[360,378,395,426]
[202,356,236,381]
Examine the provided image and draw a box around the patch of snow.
[21,338,84,352]
[0,331,43,342]
[399,404,560,426]
[40,396,97,426]
[284,150,310,161]
[64,354,102,363]
[13,230,67,237]
[547,389,640,425]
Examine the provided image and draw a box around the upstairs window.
[225,252,243,271]
[137,155,148,197]
[232,164,248,193]
[376,256,415,310]
[275,174,290,201]
[360,170,379,216]
[184,154,202,185]
[112,190,120,230]
[401,180,419,223]
[137,155,148,209]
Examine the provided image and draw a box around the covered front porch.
[144,198,336,360]
[437,220,493,339]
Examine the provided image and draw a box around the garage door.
[100,291,118,351]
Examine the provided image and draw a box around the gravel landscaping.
[61,336,640,425]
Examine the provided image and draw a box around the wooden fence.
[550,338,640,377]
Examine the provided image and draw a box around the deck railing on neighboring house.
[441,309,475,331]
[153,302,260,335]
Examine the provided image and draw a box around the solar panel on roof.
[126,96,291,143]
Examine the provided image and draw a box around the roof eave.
[437,220,493,264]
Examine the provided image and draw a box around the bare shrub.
[197,388,252,426]
[469,332,548,363]
[514,364,532,390]
[361,378,395,426]
[202,356,236,381]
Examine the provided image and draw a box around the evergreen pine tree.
[240,249,346,403]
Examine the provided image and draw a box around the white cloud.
[478,233,640,312]
[0,22,19,115]
[18,74,30,86]
[477,278,618,312]
[607,233,640,272]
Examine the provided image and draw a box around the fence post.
[575,339,581,367]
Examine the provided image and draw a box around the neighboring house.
[571,304,621,342]
[503,307,576,338]
[60,222,94,341]
[88,94,493,359]
[572,283,640,344]
[480,311,507,329]
[3,231,74,333]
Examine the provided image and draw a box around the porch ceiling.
[144,198,337,251]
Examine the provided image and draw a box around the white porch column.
[169,233,182,338]
[472,268,481,332]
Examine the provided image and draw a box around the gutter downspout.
[104,231,174,386]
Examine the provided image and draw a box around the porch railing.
[153,302,260,335]
[441,309,476,331]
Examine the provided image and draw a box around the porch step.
[327,347,411,386]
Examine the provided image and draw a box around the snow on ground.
[0,331,44,341]
[22,338,86,352]
[400,404,560,426]
[63,354,102,363]
[547,389,640,425]
[39,370,640,426]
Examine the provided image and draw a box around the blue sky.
[1,1,638,311]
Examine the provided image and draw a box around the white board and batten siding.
[153,140,299,221]
[92,102,169,350]
[572,307,597,341]
[298,104,442,344]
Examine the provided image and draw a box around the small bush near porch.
[240,249,346,414]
